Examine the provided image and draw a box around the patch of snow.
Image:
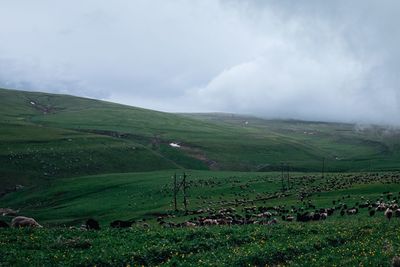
[169,142,181,148]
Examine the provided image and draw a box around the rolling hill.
[1,87,400,193]
[2,88,400,266]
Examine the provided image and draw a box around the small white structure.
[169,142,181,148]
[30,101,36,105]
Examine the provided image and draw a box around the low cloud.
[0,1,399,125]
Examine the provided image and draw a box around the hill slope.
[1,88,400,191]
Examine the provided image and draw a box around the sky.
[0,0,399,125]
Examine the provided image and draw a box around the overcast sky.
[1,0,399,125]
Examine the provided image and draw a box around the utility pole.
[287,163,290,189]
[173,173,178,211]
[183,172,188,213]
[281,163,285,191]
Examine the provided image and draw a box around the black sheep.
[0,220,9,228]
[369,209,375,217]
[313,213,321,221]
[86,218,100,230]
[296,212,313,222]
[327,208,335,216]
[385,208,393,221]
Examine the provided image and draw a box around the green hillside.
[2,88,400,266]
[1,88,400,193]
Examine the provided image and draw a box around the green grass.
[1,217,400,266]
[2,161,400,266]
[2,88,400,266]
[2,170,400,266]
[2,170,400,225]
[0,214,400,266]
[0,123,178,191]
[1,88,400,193]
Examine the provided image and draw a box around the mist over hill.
[1,1,400,125]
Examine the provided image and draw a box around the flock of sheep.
[155,192,400,228]
[1,172,400,230]
[2,191,398,230]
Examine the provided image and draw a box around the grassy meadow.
[1,170,400,266]
[2,219,400,266]
[1,170,400,225]
[2,88,400,266]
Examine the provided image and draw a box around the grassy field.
[2,88,400,266]
[1,170,400,266]
[2,169,400,224]
[1,88,400,193]
[2,219,400,266]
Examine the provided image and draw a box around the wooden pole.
[173,173,177,211]
[281,163,285,191]
[183,172,188,213]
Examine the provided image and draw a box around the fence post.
[183,172,188,213]
[173,173,178,211]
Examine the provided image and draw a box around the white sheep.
[11,216,42,228]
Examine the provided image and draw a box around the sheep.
[11,216,42,228]
[110,220,133,228]
[183,221,196,227]
[395,209,400,217]
[0,220,9,228]
[296,212,313,222]
[346,208,358,215]
[376,203,386,212]
[217,218,232,225]
[268,218,278,225]
[327,208,335,216]
[85,218,100,230]
[0,208,19,216]
[258,211,272,218]
[391,256,400,267]
[203,219,218,226]
[385,208,393,221]
[320,213,328,220]
[159,221,176,228]
[285,216,294,222]
[369,210,376,217]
